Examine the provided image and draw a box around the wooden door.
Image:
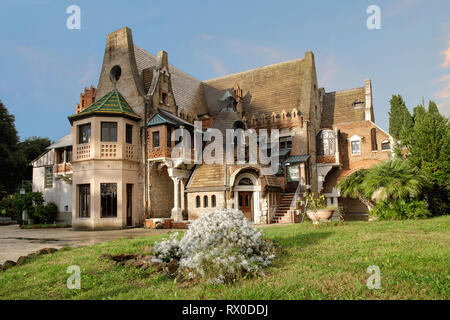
[239,191,253,222]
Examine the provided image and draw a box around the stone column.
[170,176,183,221]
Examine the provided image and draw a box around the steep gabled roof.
[68,89,141,123]
[134,45,208,116]
[202,58,306,118]
[321,87,366,127]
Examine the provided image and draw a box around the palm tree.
[337,169,375,210]
[362,159,428,202]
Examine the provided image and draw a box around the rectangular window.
[78,123,91,144]
[101,122,117,142]
[78,184,90,218]
[101,183,117,218]
[44,166,53,188]
[381,141,391,150]
[167,128,172,147]
[280,136,292,150]
[351,141,361,155]
[126,124,133,144]
[67,147,73,162]
[152,131,160,148]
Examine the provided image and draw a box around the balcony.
[75,142,137,161]
[54,162,73,182]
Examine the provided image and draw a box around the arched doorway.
[233,172,261,222]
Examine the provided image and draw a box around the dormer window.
[352,100,364,109]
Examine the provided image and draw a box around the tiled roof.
[285,154,310,164]
[47,133,72,149]
[203,58,306,118]
[134,45,208,116]
[68,89,141,122]
[321,87,366,127]
[186,164,225,190]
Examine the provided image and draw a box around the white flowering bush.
[151,232,181,263]
[150,209,276,284]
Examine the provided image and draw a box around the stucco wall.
[32,166,72,224]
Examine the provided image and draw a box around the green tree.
[362,160,428,203]
[337,169,375,210]
[19,136,51,181]
[405,101,449,215]
[388,94,413,143]
[0,100,25,196]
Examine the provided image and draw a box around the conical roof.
[68,89,141,123]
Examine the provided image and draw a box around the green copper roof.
[285,154,310,164]
[68,89,141,123]
[147,109,194,128]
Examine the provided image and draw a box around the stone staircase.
[271,193,295,224]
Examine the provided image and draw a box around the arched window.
[196,196,200,208]
[203,195,208,207]
[211,195,216,207]
[238,177,253,185]
[317,130,335,156]
[371,128,378,151]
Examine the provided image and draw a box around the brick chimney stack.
[76,85,97,114]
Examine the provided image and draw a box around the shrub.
[28,202,58,224]
[370,199,431,220]
[151,209,276,284]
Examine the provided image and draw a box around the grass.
[0,216,449,300]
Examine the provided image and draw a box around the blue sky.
[1,0,449,141]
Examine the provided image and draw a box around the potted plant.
[305,192,336,224]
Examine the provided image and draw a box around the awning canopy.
[285,154,310,164]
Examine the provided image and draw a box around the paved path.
[0,225,171,264]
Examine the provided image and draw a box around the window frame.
[371,128,378,152]
[44,166,53,188]
[100,183,118,218]
[101,122,118,142]
[152,131,160,148]
[351,140,361,155]
[78,123,91,144]
[78,184,90,218]
[126,124,133,144]
[381,140,391,151]
[317,130,335,156]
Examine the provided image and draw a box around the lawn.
[0,216,448,300]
